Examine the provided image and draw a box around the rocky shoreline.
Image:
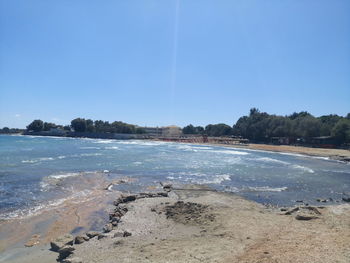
[39,184,350,263]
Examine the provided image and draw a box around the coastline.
[4,184,350,263]
[176,141,350,162]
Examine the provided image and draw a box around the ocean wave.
[211,150,249,155]
[92,139,115,144]
[105,146,119,150]
[0,190,92,220]
[186,174,231,184]
[80,146,101,150]
[291,165,314,173]
[245,186,288,192]
[256,157,290,165]
[79,153,102,157]
[22,157,54,163]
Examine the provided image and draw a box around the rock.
[103,223,113,233]
[98,233,108,240]
[342,196,350,202]
[86,231,100,238]
[118,194,137,204]
[62,257,83,263]
[317,198,327,203]
[58,245,75,260]
[284,207,299,215]
[50,234,74,252]
[113,231,125,238]
[295,214,318,221]
[123,231,132,237]
[74,235,88,244]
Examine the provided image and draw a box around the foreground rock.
[50,234,74,252]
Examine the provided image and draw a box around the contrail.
[170,0,180,99]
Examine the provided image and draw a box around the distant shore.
[194,142,350,162]
[16,133,350,162]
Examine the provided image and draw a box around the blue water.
[1,135,350,218]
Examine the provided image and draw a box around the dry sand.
[203,142,350,161]
[31,185,350,263]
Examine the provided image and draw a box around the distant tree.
[183,125,205,135]
[27,120,44,132]
[183,124,196,134]
[71,118,87,132]
[2,127,10,133]
[205,124,232,137]
[288,111,311,120]
[63,125,71,131]
[292,115,321,138]
[86,119,95,132]
[331,119,350,144]
[346,113,350,120]
[318,115,341,136]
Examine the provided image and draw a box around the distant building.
[141,127,162,136]
[49,128,66,136]
[162,125,182,137]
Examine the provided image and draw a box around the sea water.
[1,134,349,219]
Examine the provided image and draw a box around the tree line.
[26,118,146,134]
[182,108,350,145]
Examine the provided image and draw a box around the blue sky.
[1,0,349,128]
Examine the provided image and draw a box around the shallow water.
[1,134,349,218]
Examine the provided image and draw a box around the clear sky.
[1,0,349,128]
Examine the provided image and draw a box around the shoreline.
[15,133,350,162]
[4,184,349,263]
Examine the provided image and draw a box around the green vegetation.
[23,108,350,146]
[26,119,44,132]
[26,118,146,134]
[0,127,24,134]
[183,108,350,146]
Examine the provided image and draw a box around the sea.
[1,134,349,219]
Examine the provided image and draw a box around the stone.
[74,235,88,244]
[86,231,100,238]
[113,231,125,238]
[50,234,74,252]
[98,234,108,240]
[62,257,83,263]
[103,223,113,233]
[58,245,75,260]
[342,196,350,202]
[295,214,318,221]
[317,198,327,203]
[123,231,132,237]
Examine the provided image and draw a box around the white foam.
[92,139,115,144]
[257,157,290,165]
[80,146,101,149]
[22,159,37,163]
[0,190,92,220]
[187,174,231,184]
[22,157,54,163]
[48,172,81,179]
[211,150,249,155]
[79,153,102,157]
[105,146,119,150]
[246,186,288,192]
[292,165,314,173]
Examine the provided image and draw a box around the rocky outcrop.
[50,234,74,252]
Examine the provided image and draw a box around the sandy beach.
[2,184,350,263]
[194,142,350,162]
